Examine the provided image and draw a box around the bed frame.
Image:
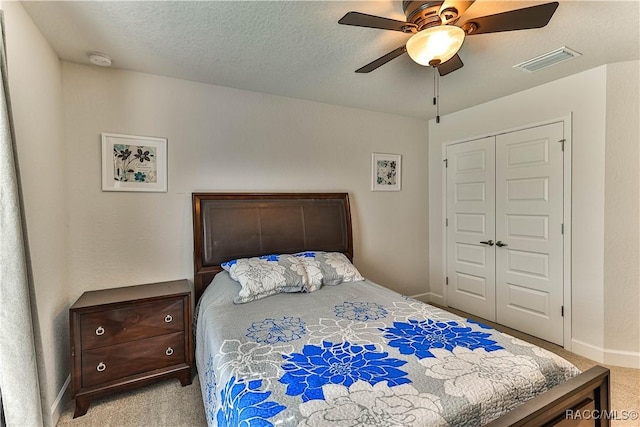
[192,192,611,427]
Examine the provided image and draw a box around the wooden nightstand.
[69,279,193,417]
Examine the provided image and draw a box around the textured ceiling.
[22,0,640,119]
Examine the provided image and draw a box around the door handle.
[496,241,508,247]
[480,240,494,246]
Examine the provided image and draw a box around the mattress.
[195,273,579,426]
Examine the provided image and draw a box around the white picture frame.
[101,133,167,192]
[371,153,402,191]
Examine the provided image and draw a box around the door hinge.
[444,159,448,168]
[561,306,564,317]
[561,223,564,234]
[559,139,566,151]
[446,276,449,285]
[446,218,449,227]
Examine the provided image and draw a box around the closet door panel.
[495,122,564,345]
[446,137,496,321]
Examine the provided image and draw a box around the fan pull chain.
[433,67,437,108]
[433,67,440,123]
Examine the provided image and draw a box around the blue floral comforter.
[195,273,579,426]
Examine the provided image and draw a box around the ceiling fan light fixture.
[406,25,465,66]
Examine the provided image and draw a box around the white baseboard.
[409,292,430,303]
[411,292,444,306]
[50,374,71,421]
[427,292,445,306]
[571,339,604,362]
[603,348,640,369]
[407,292,445,306]
[571,339,640,369]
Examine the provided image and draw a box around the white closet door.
[446,137,496,321]
[495,122,564,345]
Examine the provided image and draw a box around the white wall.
[2,1,69,425]
[428,63,640,368]
[603,61,640,360]
[61,62,430,302]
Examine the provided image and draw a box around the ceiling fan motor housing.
[402,1,448,30]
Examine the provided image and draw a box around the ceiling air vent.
[514,46,581,73]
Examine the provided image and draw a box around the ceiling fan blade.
[439,0,475,24]
[437,54,464,76]
[339,11,415,32]
[355,46,407,73]
[461,2,559,35]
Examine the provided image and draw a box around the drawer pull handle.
[164,314,173,323]
[95,326,105,336]
[96,362,106,372]
[165,347,174,356]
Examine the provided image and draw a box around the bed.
[192,192,610,426]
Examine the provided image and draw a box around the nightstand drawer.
[80,299,184,349]
[81,331,185,388]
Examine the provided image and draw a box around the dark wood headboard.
[192,193,353,301]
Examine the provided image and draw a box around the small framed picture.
[371,153,402,191]
[101,133,167,192]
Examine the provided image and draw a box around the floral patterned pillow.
[295,251,364,286]
[221,255,308,304]
[222,252,364,303]
[291,252,323,293]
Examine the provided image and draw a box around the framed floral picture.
[101,133,167,192]
[371,153,402,191]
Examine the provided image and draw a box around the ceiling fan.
[339,1,559,75]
